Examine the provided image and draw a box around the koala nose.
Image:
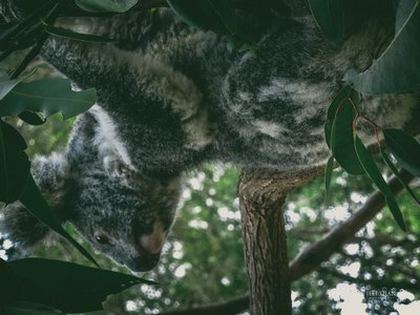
[131,220,168,271]
[138,220,167,255]
[128,254,160,272]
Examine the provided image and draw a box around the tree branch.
[289,169,413,280]
[319,267,420,292]
[159,170,414,315]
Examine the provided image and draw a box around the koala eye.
[95,234,110,245]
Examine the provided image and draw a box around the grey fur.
[0,2,418,271]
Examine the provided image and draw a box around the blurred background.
[0,57,419,315]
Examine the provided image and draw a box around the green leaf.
[19,176,99,267]
[325,88,364,175]
[0,79,96,119]
[2,302,65,315]
[345,0,420,94]
[324,156,334,204]
[167,0,240,39]
[18,111,46,126]
[0,70,22,100]
[383,129,420,176]
[308,0,345,41]
[382,150,420,206]
[0,258,20,305]
[75,0,139,13]
[0,121,30,204]
[44,24,115,43]
[7,258,154,313]
[354,137,407,231]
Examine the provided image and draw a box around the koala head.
[69,167,181,272]
[0,154,182,272]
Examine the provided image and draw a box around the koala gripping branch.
[238,167,323,315]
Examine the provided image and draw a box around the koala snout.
[129,220,168,271]
[137,220,167,255]
[127,254,161,272]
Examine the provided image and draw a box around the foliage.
[345,0,420,94]
[1,258,154,313]
[0,0,419,314]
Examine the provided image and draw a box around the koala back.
[210,15,418,170]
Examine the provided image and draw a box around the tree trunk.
[238,168,322,315]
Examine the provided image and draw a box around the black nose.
[127,254,160,272]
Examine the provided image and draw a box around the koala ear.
[0,153,72,250]
[89,105,137,179]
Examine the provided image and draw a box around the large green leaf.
[308,0,346,41]
[17,111,46,126]
[75,0,138,13]
[382,150,420,206]
[383,129,420,176]
[0,79,96,119]
[75,0,139,13]
[354,138,407,231]
[167,0,241,39]
[18,175,99,267]
[0,258,19,305]
[2,302,65,315]
[0,70,22,100]
[345,0,420,94]
[45,24,115,43]
[325,87,364,175]
[6,258,154,313]
[0,121,30,204]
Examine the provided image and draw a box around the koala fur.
[0,1,418,271]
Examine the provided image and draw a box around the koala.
[0,1,418,272]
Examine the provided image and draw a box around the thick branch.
[160,170,414,315]
[238,167,323,315]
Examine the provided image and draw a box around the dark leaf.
[2,302,65,315]
[345,0,420,94]
[0,258,20,305]
[0,121,30,203]
[382,150,420,206]
[75,0,139,13]
[45,24,115,43]
[308,0,345,41]
[0,79,96,119]
[0,70,22,100]
[354,137,407,231]
[7,258,154,313]
[383,129,420,176]
[18,111,46,126]
[167,0,242,40]
[325,88,364,175]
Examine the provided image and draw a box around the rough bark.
[238,167,323,315]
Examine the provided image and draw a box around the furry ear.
[89,105,137,178]
[0,153,72,250]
